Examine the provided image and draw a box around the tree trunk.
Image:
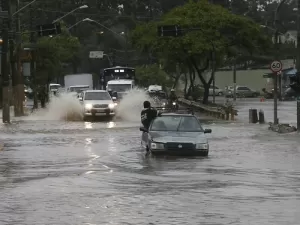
[202,70,214,104]
[172,73,181,89]
[183,73,188,98]
[202,84,210,104]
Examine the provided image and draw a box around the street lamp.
[82,18,125,37]
[12,0,37,16]
[52,5,88,23]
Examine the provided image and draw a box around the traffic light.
[157,25,183,37]
[289,72,300,94]
[36,23,61,37]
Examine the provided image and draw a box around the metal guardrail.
[178,98,238,120]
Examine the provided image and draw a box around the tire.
[202,151,209,157]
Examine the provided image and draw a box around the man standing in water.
[141,101,159,129]
[141,101,159,153]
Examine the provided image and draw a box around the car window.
[237,87,249,90]
[84,92,111,100]
[150,116,203,132]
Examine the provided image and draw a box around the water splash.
[26,93,83,121]
[25,88,152,122]
[116,88,152,122]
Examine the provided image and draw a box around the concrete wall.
[214,69,269,91]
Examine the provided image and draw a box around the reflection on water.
[85,122,93,129]
[0,121,299,224]
[107,122,115,128]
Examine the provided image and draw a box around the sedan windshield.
[84,92,111,100]
[150,116,203,132]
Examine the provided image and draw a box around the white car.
[209,86,223,96]
[78,90,116,120]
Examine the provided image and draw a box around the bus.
[99,66,135,90]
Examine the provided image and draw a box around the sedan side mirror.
[204,129,212,133]
[139,126,148,132]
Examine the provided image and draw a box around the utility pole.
[296,0,300,130]
[233,57,237,101]
[212,51,216,104]
[8,0,19,117]
[1,1,10,123]
[29,4,38,109]
[14,0,24,116]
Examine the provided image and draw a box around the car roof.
[107,80,133,84]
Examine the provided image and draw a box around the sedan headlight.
[172,102,176,105]
[108,103,115,109]
[150,142,165,149]
[196,143,209,149]
[85,104,92,110]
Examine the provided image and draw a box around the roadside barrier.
[178,98,238,120]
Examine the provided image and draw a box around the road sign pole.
[274,72,278,124]
[270,60,282,125]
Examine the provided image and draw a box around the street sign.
[157,25,182,37]
[270,60,282,73]
[89,51,104,58]
[36,23,61,37]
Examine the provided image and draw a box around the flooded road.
[0,119,300,224]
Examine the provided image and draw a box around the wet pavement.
[0,115,300,224]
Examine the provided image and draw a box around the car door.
[209,86,218,95]
[236,86,248,97]
[241,86,253,97]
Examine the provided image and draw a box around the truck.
[64,74,93,93]
[106,79,135,99]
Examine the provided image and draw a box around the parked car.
[199,85,223,96]
[225,85,260,98]
[209,86,223,96]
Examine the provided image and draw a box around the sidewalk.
[234,100,297,125]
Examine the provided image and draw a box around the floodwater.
[0,94,300,224]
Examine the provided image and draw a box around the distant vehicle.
[49,83,61,96]
[281,87,297,101]
[148,90,168,107]
[64,73,93,91]
[78,90,116,120]
[106,79,134,99]
[148,85,162,92]
[100,66,135,90]
[208,86,223,96]
[199,85,223,96]
[225,85,260,98]
[67,85,90,94]
[140,113,212,156]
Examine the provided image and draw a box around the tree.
[35,23,80,86]
[131,0,270,104]
[135,64,172,88]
